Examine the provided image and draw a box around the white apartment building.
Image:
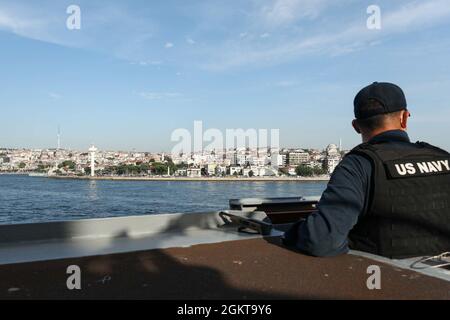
[207,163,217,176]
[229,166,242,176]
[288,152,310,166]
[242,166,259,177]
[187,168,202,178]
[271,153,287,168]
[175,169,188,177]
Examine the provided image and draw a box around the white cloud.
[131,60,162,66]
[0,6,60,45]
[138,91,181,100]
[49,92,62,100]
[383,0,450,31]
[203,0,450,70]
[274,80,298,87]
[259,0,329,27]
[0,2,159,59]
[2,0,450,72]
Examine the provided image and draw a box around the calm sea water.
[0,175,326,225]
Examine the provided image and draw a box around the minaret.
[339,138,342,153]
[88,145,98,177]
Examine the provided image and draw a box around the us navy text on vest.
[390,159,450,177]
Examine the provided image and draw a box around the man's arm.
[283,154,372,257]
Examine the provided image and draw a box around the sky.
[0,0,450,152]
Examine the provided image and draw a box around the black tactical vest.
[347,140,450,259]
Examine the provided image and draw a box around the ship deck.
[1,237,450,300]
[0,211,449,300]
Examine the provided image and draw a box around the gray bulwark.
[0,211,279,265]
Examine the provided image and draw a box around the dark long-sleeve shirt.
[283,130,411,257]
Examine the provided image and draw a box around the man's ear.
[400,110,409,129]
[352,119,361,134]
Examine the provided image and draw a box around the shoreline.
[0,172,29,175]
[47,175,330,182]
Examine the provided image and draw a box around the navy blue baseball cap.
[354,82,407,119]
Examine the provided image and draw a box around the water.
[0,175,326,225]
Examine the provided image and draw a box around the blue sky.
[1,0,450,152]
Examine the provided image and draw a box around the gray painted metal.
[0,211,277,265]
[0,211,268,244]
[229,196,320,208]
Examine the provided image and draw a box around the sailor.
[283,82,450,258]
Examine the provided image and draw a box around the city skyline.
[0,141,343,154]
[0,142,342,178]
[1,0,450,151]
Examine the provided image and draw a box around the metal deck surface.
[1,237,449,300]
[0,211,449,300]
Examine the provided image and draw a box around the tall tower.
[57,126,61,150]
[88,145,98,177]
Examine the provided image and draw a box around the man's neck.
[362,128,406,143]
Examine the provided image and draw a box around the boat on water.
[0,196,448,299]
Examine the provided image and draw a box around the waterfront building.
[288,152,310,166]
[207,163,217,176]
[187,168,202,178]
[175,169,187,177]
[229,166,242,176]
[215,165,227,176]
[306,161,323,169]
[242,166,259,177]
[271,153,286,168]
